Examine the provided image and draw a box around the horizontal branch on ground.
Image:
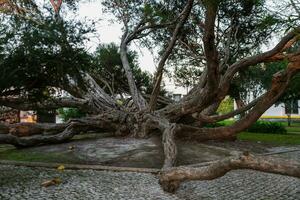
[159,153,300,193]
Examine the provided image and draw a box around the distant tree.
[91,43,153,97]
[0,2,94,100]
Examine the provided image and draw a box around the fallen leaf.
[57,165,65,172]
[68,145,75,150]
[41,178,62,187]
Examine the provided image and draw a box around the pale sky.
[77,1,157,74]
[75,1,187,94]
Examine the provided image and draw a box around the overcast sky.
[77,1,157,74]
[64,0,287,94]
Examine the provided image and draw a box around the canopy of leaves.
[0,3,94,99]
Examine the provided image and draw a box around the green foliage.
[91,43,153,95]
[91,43,168,97]
[217,97,234,114]
[247,121,287,134]
[57,108,86,122]
[173,65,202,88]
[168,0,282,88]
[238,132,300,145]
[204,120,234,128]
[0,4,94,99]
[232,58,300,107]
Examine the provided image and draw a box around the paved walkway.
[0,161,300,200]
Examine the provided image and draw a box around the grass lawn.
[237,121,300,145]
[0,148,83,163]
[238,132,300,145]
[286,126,300,134]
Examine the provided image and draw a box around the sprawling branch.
[120,40,147,111]
[81,73,117,111]
[192,96,262,123]
[160,28,300,122]
[61,73,118,112]
[203,1,219,91]
[175,54,300,141]
[148,0,194,111]
[0,96,89,112]
[0,112,128,147]
[159,153,300,193]
[219,27,300,97]
[126,21,175,44]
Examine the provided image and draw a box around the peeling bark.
[162,123,177,169]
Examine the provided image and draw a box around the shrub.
[204,120,234,128]
[205,122,226,128]
[247,121,286,134]
[57,108,86,122]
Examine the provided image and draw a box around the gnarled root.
[162,123,177,169]
[0,112,127,147]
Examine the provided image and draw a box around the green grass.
[237,120,300,145]
[281,121,300,127]
[0,148,83,163]
[238,132,300,145]
[286,126,300,134]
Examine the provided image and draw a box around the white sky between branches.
[77,0,157,74]
[48,0,283,94]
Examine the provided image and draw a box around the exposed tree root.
[0,113,127,147]
[162,123,177,169]
[159,152,300,193]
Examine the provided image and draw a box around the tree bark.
[0,96,89,112]
[148,0,194,111]
[120,41,147,111]
[159,153,300,193]
[162,123,177,169]
[0,111,130,147]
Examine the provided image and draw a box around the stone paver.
[177,170,300,200]
[0,165,179,200]
[0,164,299,200]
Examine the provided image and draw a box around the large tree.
[0,0,300,193]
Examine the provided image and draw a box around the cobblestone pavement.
[0,163,300,200]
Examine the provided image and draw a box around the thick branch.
[220,27,300,95]
[0,96,89,111]
[81,73,117,111]
[120,41,147,111]
[203,1,219,90]
[192,96,262,123]
[148,0,194,111]
[175,56,300,141]
[159,153,300,193]
[0,112,127,147]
